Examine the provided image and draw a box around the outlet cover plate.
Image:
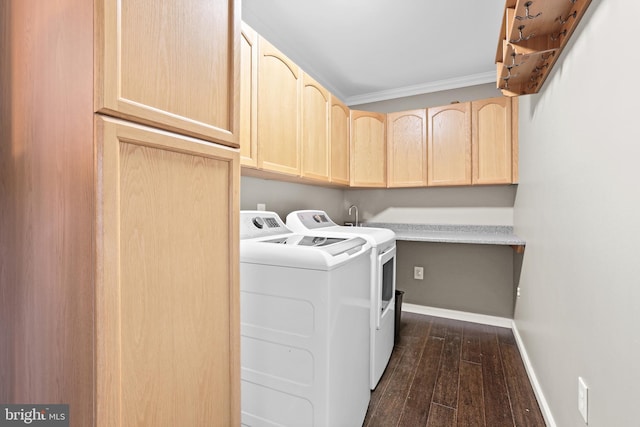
[414,266,424,280]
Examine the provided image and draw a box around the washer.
[240,211,372,427]
[286,210,396,390]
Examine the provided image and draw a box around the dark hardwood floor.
[364,312,546,427]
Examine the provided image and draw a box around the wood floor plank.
[366,333,429,426]
[500,343,546,426]
[426,403,456,427]
[397,336,444,427]
[432,323,463,408]
[457,361,485,427]
[479,325,515,427]
[365,314,545,427]
[461,323,483,364]
[496,326,517,345]
[364,344,405,424]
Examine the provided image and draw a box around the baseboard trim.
[402,303,513,328]
[402,303,555,426]
[511,322,556,427]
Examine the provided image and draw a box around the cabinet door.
[428,103,471,186]
[95,0,240,147]
[301,73,330,181]
[330,96,350,186]
[387,109,427,187]
[257,37,301,176]
[472,97,513,185]
[350,110,386,187]
[95,117,240,427]
[240,22,258,168]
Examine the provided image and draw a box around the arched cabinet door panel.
[350,110,386,188]
[387,109,427,188]
[301,73,330,182]
[472,97,514,185]
[428,103,471,187]
[256,37,301,176]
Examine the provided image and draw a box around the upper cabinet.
[95,0,240,147]
[350,111,386,188]
[240,23,258,168]
[330,96,350,186]
[387,109,427,188]
[238,24,519,189]
[428,103,472,186]
[472,97,514,185]
[301,73,330,182]
[256,37,302,176]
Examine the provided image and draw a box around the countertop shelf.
[363,222,526,252]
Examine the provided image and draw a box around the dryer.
[286,210,396,390]
[240,211,372,427]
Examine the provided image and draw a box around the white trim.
[511,322,557,427]
[344,71,496,106]
[402,303,513,328]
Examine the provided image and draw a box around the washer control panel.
[241,211,290,239]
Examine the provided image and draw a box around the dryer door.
[376,245,396,329]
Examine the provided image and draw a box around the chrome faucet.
[348,205,359,227]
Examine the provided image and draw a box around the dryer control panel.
[287,210,338,230]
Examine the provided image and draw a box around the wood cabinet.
[301,73,330,181]
[240,22,258,168]
[350,110,386,187]
[330,96,351,186]
[95,117,240,427]
[387,109,427,187]
[472,97,514,185]
[257,37,302,176]
[428,103,472,186]
[1,0,240,425]
[95,0,240,147]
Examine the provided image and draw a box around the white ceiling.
[242,0,506,106]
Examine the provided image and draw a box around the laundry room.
[3,0,640,426]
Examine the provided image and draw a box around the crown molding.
[345,71,496,106]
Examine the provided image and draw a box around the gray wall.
[398,241,515,317]
[241,176,347,223]
[513,0,640,425]
[241,176,518,318]
[344,185,517,223]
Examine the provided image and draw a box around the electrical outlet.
[257,203,266,211]
[517,287,521,298]
[578,377,588,424]
[413,266,424,280]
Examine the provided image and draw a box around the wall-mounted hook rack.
[495,0,593,96]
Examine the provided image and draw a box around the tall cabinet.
[1,1,240,426]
